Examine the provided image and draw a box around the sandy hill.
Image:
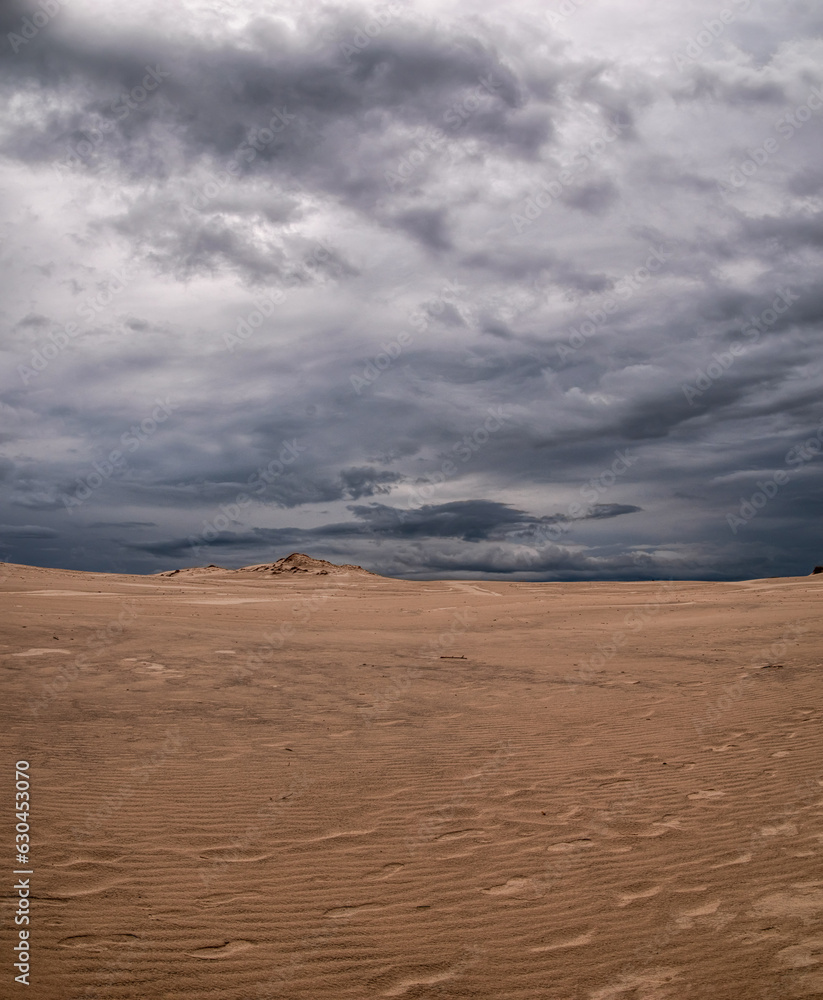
[238,552,376,576]
[156,552,377,578]
[155,564,228,577]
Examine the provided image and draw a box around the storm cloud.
[0,0,821,579]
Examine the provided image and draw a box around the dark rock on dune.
[238,553,377,576]
[155,553,377,578]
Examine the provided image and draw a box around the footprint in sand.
[199,847,271,863]
[59,934,139,948]
[435,829,484,843]
[187,940,254,959]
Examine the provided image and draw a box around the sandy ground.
[2,559,822,999]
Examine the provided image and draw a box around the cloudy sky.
[0,0,821,580]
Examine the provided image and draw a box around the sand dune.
[2,559,822,998]
[157,552,376,579]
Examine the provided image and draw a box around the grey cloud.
[130,499,643,565]
[0,524,57,538]
[393,207,452,251]
[561,178,619,215]
[0,0,821,581]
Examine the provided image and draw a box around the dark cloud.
[394,207,452,251]
[561,178,619,215]
[0,0,821,580]
[87,521,157,529]
[0,524,57,538]
[128,499,644,568]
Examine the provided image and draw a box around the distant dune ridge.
[156,551,377,578]
[155,553,823,578]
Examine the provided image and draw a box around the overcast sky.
[0,0,821,580]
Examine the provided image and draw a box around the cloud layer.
[0,0,821,579]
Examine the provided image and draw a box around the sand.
[2,558,822,999]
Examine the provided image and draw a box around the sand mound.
[238,552,376,576]
[156,564,227,577]
[156,553,377,579]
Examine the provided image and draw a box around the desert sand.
[2,556,822,999]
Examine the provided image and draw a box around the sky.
[0,0,821,580]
